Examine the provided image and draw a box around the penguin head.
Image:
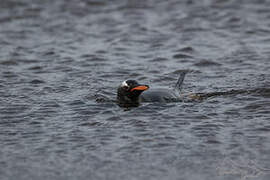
[117,80,149,106]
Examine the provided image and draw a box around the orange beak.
[130,85,149,92]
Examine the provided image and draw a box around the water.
[1,0,270,179]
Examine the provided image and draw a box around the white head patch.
[121,80,129,87]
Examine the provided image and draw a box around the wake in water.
[188,88,270,101]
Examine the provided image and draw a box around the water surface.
[1,0,270,179]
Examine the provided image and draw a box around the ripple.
[29,79,45,84]
[80,54,107,62]
[176,46,195,53]
[149,57,168,62]
[172,53,193,59]
[28,66,43,70]
[19,59,39,64]
[255,126,270,132]
[193,59,222,67]
[0,60,18,66]
[1,71,18,78]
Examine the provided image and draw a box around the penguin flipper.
[174,71,188,93]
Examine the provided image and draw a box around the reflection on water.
[1,0,270,180]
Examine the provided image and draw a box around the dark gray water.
[1,0,270,179]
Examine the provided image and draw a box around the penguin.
[117,71,187,107]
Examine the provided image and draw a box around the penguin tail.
[174,70,188,92]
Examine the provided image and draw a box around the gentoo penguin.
[117,72,187,107]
